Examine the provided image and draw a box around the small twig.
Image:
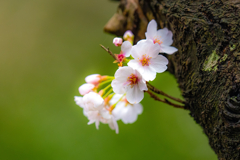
[146,90,188,110]
[147,82,185,104]
[100,44,119,62]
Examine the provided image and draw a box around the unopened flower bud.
[123,30,134,42]
[113,37,123,47]
[85,74,101,85]
[79,83,95,95]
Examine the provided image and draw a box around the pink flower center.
[153,38,163,45]
[139,54,151,66]
[127,74,139,87]
[117,53,125,62]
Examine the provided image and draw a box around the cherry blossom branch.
[100,44,119,62]
[147,82,185,104]
[100,44,187,107]
[146,90,188,110]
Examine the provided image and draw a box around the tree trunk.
[104,0,240,159]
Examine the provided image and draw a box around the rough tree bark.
[104,0,240,159]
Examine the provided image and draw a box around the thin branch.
[100,44,119,62]
[147,82,186,104]
[146,90,188,110]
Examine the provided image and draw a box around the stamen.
[153,36,163,45]
[127,74,139,87]
[139,54,151,66]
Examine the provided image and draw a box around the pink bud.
[123,30,134,41]
[113,37,123,47]
[85,74,101,85]
[79,83,95,95]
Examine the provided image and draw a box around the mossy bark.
[104,0,240,159]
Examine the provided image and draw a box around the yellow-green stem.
[102,88,113,99]
[98,79,113,88]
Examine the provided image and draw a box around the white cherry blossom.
[110,94,143,124]
[81,92,105,129]
[86,110,102,129]
[86,108,118,133]
[76,92,119,133]
[86,106,118,133]
[111,66,148,104]
[79,83,95,95]
[145,19,178,54]
[128,39,168,81]
[82,92,104,112]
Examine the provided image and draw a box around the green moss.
[230,44,236,51]
[202,49,220,72]
[220,54,228,62]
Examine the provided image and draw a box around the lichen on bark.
[104,0,240,159]
[202,49,220,72]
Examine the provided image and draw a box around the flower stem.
[98,79,113,88]
[100,44,119,62]
[147,82,185,104]
[146,90,188,110]
[102,87,113,99]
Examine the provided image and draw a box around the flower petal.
[138,79,148,91]
[131,40,148,59]
[112,102,125,120]
[162,31,173,46]
[95,120,100,130]
[111,67,133,94]
[114,66,133,79]
[121,41,132,57]
[111,80,126,94]
[146,41,161,58]
[135,71,148,91]
[126,85,144,104]
[74,96,84,108]
[156,27,169,39]
[112,117,119,134]
[146,19,157,39]
[79,83,95,95]
[128,60,144,73]
[87,111,99,122]
[160,45,178,54]
[150,55,168,73]
[134,103,143,114]
[83,92,104,111]
[122,107,137,124]
[85,74,100,84]
[141,66,157,81]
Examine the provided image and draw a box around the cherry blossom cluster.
[74,20,178,134]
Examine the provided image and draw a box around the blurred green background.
[0,0,217,159]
